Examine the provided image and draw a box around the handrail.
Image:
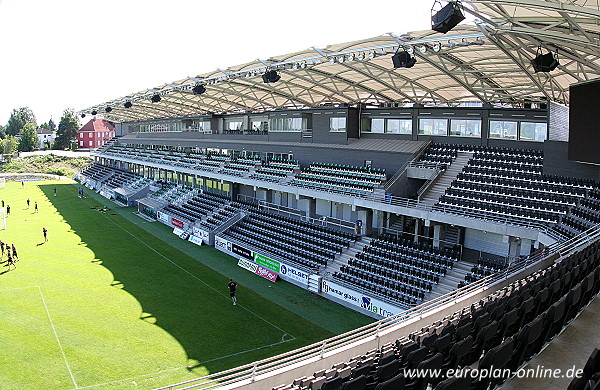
[155,223,600,390]
[416,167,443,201]
[383,139,432,192]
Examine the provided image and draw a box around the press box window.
[330,117,347,132]
[450,119,481,137]
[520,122,547,141]
[489,120,517,140]
[418,118,448,135]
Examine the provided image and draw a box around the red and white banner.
[255,265,278,282]
[171,217,184,229]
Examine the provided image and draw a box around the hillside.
[0,154,92,177]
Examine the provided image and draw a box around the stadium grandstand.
[76,0,600,389]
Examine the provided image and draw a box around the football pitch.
[0,180,372,390]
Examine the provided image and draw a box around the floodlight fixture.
[391,51,417,68]
[81,113,86,118]
[192,85,206,95]
[432,0,466,34]
[91,110,98,116]
[531,47,559,72]
[443,41,457,48]
[151,94,161,103]
[432,43,442,52]
[124,101,133,108]
[262,70,280,83]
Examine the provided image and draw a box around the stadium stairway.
[420,151,473,206]
[424,259,472,300]
[321,237,371,278]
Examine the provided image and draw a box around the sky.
[0,0,438,126]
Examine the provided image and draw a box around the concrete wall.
[544,140,600,180]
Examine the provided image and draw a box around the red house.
[78,118,115,150]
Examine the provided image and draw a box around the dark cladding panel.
[569,80,600,164]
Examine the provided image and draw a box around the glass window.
[450,119,481,137]
[386,119,412,134]
[371,118,385,133]
[520,122,547,141]
[489,120,517,140]
[251,120,268,131]
[268,117,306,131]
[419,118,448,135]
[330,117,347,132]
[226,121,243,131]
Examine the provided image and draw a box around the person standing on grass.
[11,244,17,261]
[228,278,238,305]
[43,227,48,242]
[0,240,4,257]
[21,180,24,188]
[6,251,15,270]
[27,198,30,209]
[34,202,38,213]
[6,205,9,217]
[53,187,57,197]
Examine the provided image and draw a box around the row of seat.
[276,238,600,390]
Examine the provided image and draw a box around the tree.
[1,136,18,157]
[54,109,81,150]
[18,123,40,152]
[0,124,5,139]
[40,122,52,132]
[5,107,37,136]
[48,118,56,132]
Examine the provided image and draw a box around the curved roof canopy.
[80,0,600,123]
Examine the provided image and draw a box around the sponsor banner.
[188,235,203,246]
[255,265,278,282]
[321,279,401,318]
[231,242,253,260]
[253,253,281,273]
[214,235,238,258]
[171,217,184,229]
[279,263,309,287]
[157,211,168,223]
[238,258,258,273]
[173,227,184,236]
[192,227,210,243]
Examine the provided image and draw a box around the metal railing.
[416,167,443,201]
[155,223,600,390]
[98,150,558,238]
[383,140,432,192]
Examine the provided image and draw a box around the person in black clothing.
[6,251,15,270]
[6,205,9,216]
[43,227,48,242]
[34,202,38,213]
[11,244,17,260]
[27,198,30,209]
[0,240,4,257]
[53,187,57,197]
[228,278,238,305]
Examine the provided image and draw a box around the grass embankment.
[1,154,91,177]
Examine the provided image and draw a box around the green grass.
[0,180,372,390]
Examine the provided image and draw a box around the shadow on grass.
[37,183,338,376]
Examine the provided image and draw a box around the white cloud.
[0,0,434,124]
